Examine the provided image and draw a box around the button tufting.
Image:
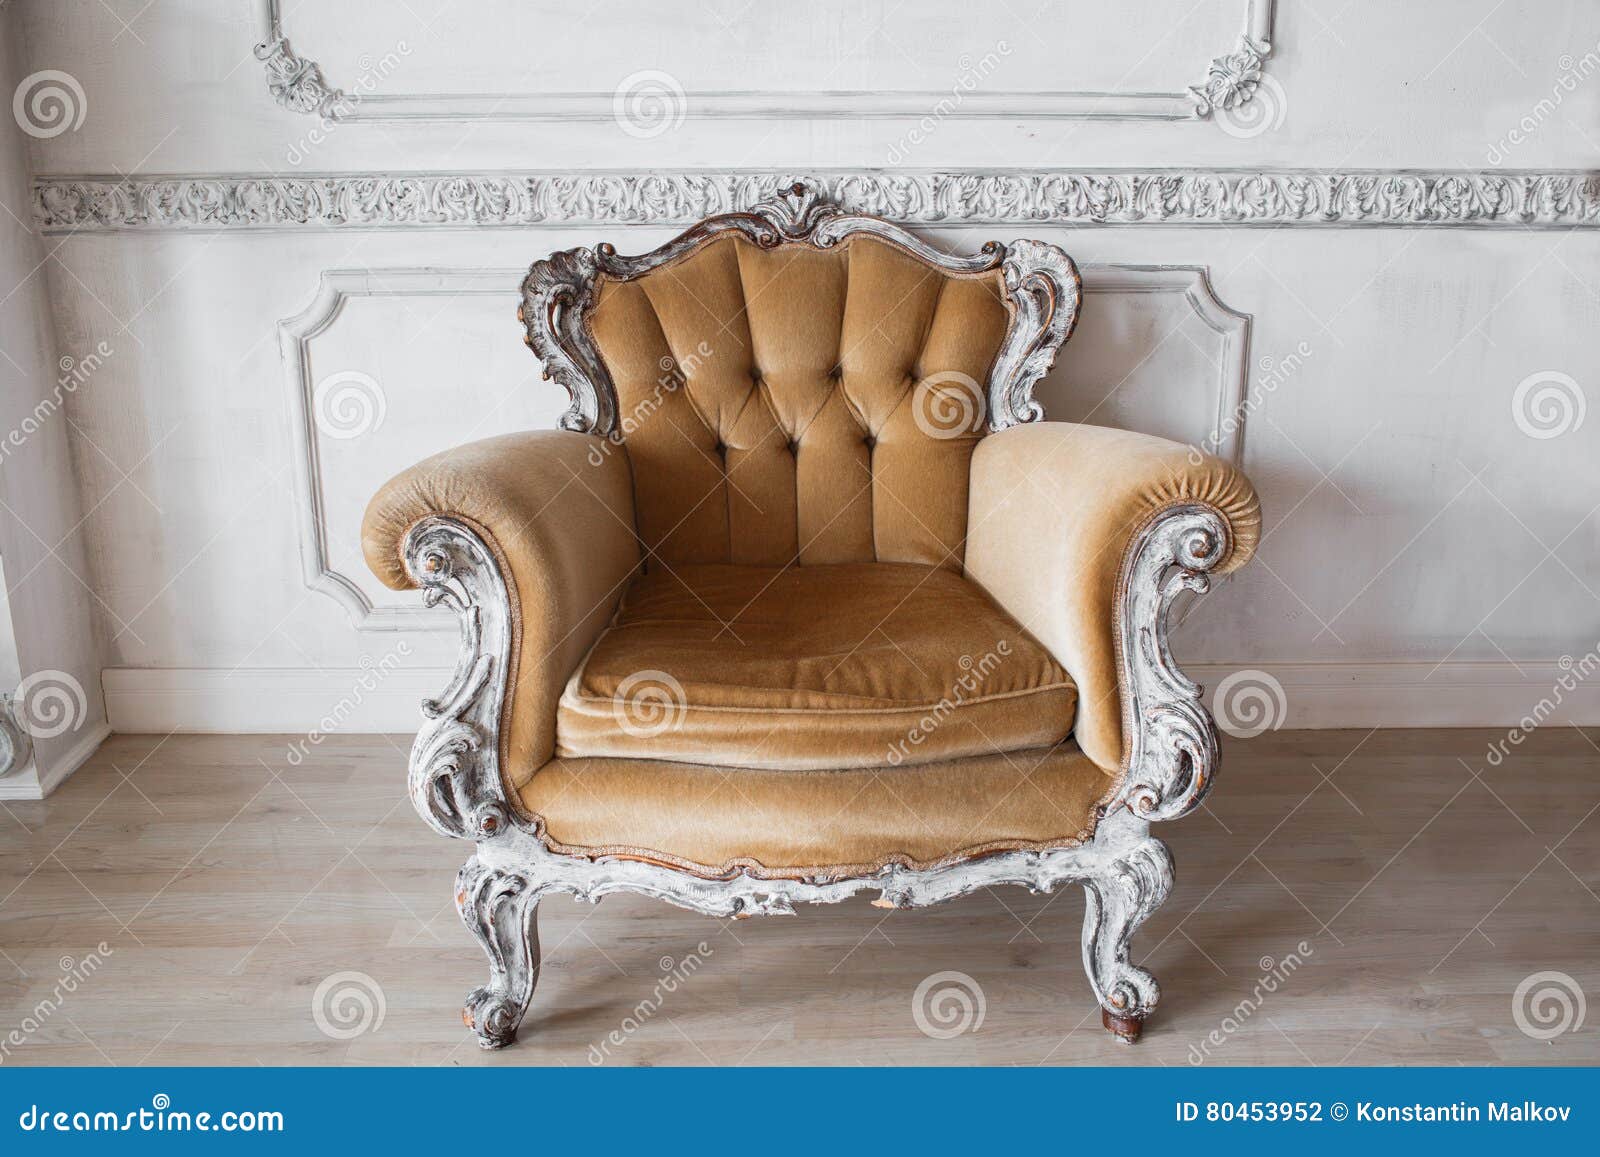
[713,441,727,456]
[863,434,877,450]
[787,439,800,454]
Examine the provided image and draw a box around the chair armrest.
[362,431,639,833]
[965,422,1260,780]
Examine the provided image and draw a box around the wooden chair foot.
[1102,1007,1145,1043]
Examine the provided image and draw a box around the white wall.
[6,0,1599,755]
[0,5,111,797]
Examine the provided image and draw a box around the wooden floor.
[1,728,1596,1066]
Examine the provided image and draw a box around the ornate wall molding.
[36,170,1600,233]
[252,0,1275,126]
[0,694,33,779]
[1082,267,1250,465]
[279,269,519,630]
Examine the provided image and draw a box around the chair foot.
[456,856,542,1050]
[1102,1007,1145,1044]
[463,988,524,1049]
[1081,833,1173,1040]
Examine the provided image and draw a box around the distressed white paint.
[402,474,1226,1043]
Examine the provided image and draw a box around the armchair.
[362,184,1260,1050]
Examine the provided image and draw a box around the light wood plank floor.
[1,729,1596,1066]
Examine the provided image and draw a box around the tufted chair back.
[520,185,1080,570]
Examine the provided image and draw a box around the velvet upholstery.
[361,430,640,791]
[360,220,1264,879]
[965,422,1261,774]
[557,561,1075,770]
[586,234,1010,569]
[520,744,1109,878]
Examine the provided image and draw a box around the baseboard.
[100,662,1600,734]
[1191,662,1600,728]
[0,720,113,799]
[102,667,439,734]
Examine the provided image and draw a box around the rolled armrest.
[362,430,640,781]
[965,422,1260,773]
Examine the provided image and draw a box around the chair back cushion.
[586,233,1011,567]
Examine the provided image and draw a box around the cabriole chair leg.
[456,855,542,1050]
[1080,832,1174,1044]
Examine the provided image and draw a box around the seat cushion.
[555,561,1075,770]
[520,744,1110,879]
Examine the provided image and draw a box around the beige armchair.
[362,184,1260,1050]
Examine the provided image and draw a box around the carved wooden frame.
[407,185,1230,1050]
[519,181,1081,438]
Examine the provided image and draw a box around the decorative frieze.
[33,170,1600,232]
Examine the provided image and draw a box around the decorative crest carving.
[518,181,1079,436]
[747,181,843,241]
